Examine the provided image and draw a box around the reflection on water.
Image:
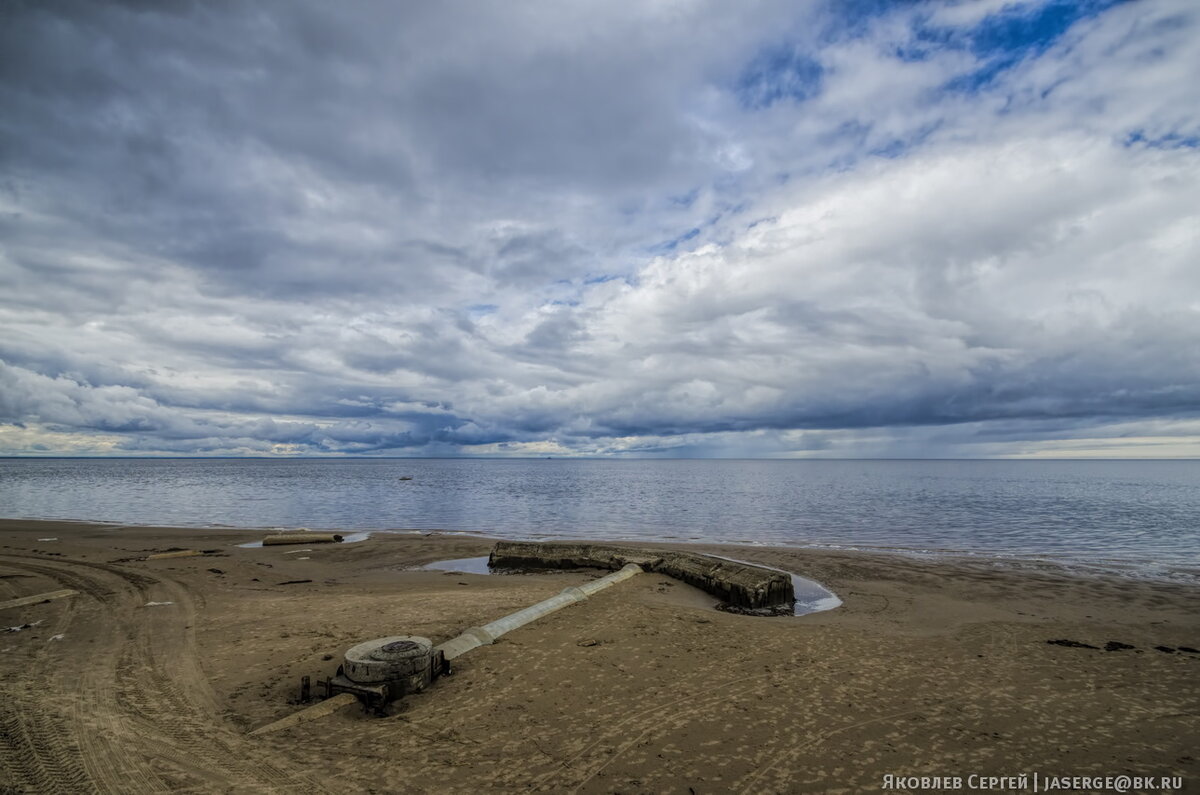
[4,458,1199,578]
[422,556,493,575]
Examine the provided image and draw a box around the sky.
[1,0,1198,459]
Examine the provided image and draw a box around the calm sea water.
[1,458,1198,577]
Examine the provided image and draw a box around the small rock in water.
[1104,641,1136,652]
[1154,645,1177,654]
[577,639,600,647]
[1178,646,1199,654]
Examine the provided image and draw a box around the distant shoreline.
[2,455,1199,460]
[5,460,1197,572]
[2,516,1196,586]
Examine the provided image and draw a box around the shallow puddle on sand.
[419,554,841,616]
[789,580,842,616]
[707,553,842,616]
[421,555,494,575]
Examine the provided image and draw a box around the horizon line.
[1,456,1197,462]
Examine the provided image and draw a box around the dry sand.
[0,518,1197,794]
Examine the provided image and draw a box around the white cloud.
[1,0,1198,457]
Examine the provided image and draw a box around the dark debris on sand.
[1047,639,1100,649]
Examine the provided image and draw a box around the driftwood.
[248,693,358,736]
[0,589,79,612]
[146,549,203,560]
[262,533,343,546]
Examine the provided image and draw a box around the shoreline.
[2,517,1197,792]
[3,514,1196,586]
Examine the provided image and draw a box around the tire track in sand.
[0,554,324,794]
[0,556,104,794]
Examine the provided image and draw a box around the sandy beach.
[0,518,1197,794]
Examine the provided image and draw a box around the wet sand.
[0,518,1197,793]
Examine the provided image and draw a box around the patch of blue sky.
[1124,129,1200,149]
[659,226,701,252]
[968,0,1126,57]
[929,0,1132,92]
[869,138,910,159]
[583,274,623,285]
[654,201,743,251]
[734,44,823,110]
[802,117,938,172]
[466,303,498,316]
[818,0,920,43]
[868,120,944,159]
[893,17,958,63]
[816,120,873,163]
[828,119,872,144]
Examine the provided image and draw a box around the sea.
[1,458,1198,581]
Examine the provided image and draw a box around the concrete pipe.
[577,562,641,596]
[263,533,344,545]
[436,563,642,661]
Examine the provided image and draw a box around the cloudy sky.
[1,0,1197,458]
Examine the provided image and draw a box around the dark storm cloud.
[1,0,1198,457]
[0,1,767,297]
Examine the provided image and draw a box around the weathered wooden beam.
[262,533,343,546]
[248,692,359,736]
[0,589,79,611]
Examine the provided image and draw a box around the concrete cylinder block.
[343,636,434,685]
